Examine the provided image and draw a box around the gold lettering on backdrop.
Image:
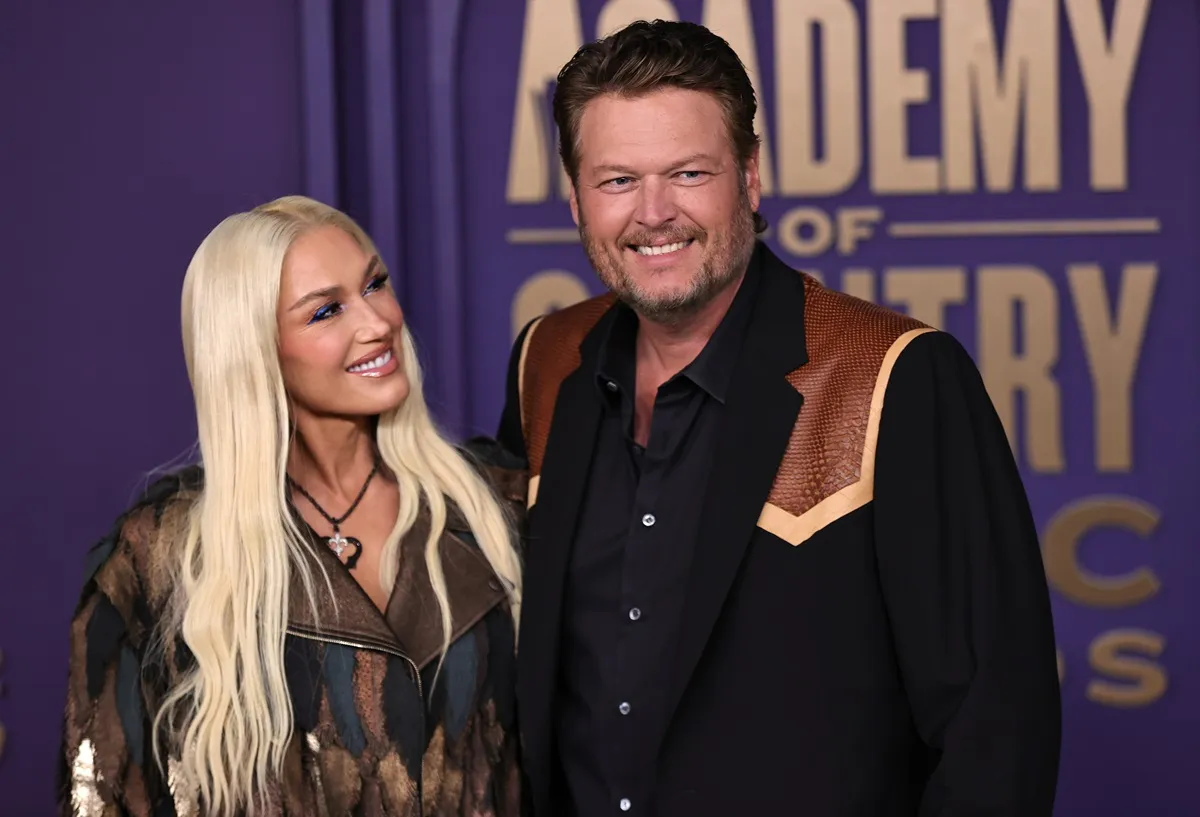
[837,207,883,255]
[777,206,885,256]
[1087,629,1168,707]
[868,0,940,194]
[511,270,592,340]
[1043,495,1160,608]
[775,0,860,196]
[778,207,835,258]
[941,0,1060,193]
[596,0,676,39]
[1065,0,1152,191]
[884,267,967,330]
[702,0,776,196]
[977,266,1064,473]
[506,0,583,203]
[505,0,1157,205]
[1069,263,1157,472]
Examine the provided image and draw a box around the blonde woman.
[59,196,527,816]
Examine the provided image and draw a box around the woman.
[59,196,527,816]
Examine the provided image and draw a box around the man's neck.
[288,413,378,502]
[635,271,745,385]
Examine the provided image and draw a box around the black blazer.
[497,245,1061,817]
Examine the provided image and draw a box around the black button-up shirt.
[555,251,762,816]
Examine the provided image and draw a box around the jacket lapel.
[287,526,411,659]
[287,503,512,670]
[662,248,809,733]
[516,309,611,813]
[385,505,508,670]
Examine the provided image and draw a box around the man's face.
[569,88,761,324]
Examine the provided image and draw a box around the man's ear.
[743,145,762,213]
[568,182,580,227]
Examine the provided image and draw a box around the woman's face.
[276,225,409,422]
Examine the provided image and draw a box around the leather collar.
[287,498,514,669]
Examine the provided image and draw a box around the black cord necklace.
[286,457,379,570]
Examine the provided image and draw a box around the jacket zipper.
[286,626,426,815]
[286,626,424,699]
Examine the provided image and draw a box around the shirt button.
[606,380,619,392]
[619,701,631,715]
[641,513,656,527]
[628,607,642,621]
[620,799,631,811]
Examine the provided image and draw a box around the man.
[496,19,1061,817]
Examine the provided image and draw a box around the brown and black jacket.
[59,441,528,817]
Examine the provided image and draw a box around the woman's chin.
[303,377,410,421]
[361,379,410,417]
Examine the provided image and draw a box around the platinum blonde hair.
[154,195,522,815]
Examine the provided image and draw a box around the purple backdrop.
[0,2,305,813]
[2,1,1197,816]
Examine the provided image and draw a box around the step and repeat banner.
[0,2,1192,815]
[450,1,1195,814]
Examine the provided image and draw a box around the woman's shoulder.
[458,435,528,508]
[113,464,203,555]
[76,465,203,621]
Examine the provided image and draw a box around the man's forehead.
[576,91,731,170]
[578,88,726,126]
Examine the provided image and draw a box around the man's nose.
[633,176,679,228]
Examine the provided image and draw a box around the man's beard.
[579,188,757,327]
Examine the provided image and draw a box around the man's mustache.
[619,226,705,247]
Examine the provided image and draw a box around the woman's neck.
[288,413,378,503]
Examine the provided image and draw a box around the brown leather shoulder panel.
[762,276,933,542]
[519,293,617,477]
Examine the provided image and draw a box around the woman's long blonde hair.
[153,195,522,815]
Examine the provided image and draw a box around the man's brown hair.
[552,19,767,233]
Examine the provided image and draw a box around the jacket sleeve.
[58,507,164,817]
[872,330,1062,815]
[495,318,537,463]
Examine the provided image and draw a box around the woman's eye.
[310,302,342,323]
[307,273,387,324]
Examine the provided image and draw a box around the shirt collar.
[594,241,764,405]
